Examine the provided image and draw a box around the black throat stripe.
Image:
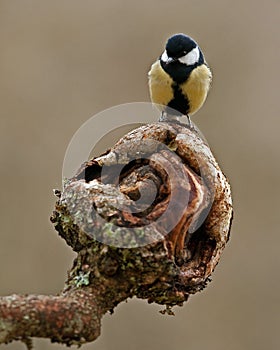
[166,84,190,116]
[161,60,193,84]
[160,48,204,84]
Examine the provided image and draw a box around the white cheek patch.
[179,46,200,66]
[161,50,169,63]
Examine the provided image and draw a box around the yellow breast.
[148,60,212,115]
[148,60,174,110]
[181,64,212,115]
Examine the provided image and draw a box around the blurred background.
[0,0,279,349]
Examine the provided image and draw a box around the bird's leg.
[187,114,193,130]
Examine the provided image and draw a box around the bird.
[148,33,212,125]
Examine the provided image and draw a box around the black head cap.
[165,33,197,59]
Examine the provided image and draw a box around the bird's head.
[160,33,203,66]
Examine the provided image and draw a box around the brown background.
[0,0,279,349]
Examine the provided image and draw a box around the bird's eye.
[182,51,187,55]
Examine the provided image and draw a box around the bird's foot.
[158,112,194,131]
[159,111,168,122]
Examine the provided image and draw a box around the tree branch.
[0,121,233,348]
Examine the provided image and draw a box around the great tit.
[148,33,212,122]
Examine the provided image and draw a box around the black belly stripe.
[160,51,205,116]
[166,84,190,116]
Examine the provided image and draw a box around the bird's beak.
[166,57,176,64]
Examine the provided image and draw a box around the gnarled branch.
[0,121,232,348]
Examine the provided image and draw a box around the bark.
[0,121,233,348]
